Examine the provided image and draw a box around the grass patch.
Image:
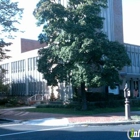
[0,105,7,109]
[25,108,93,115]
[24,107,140,116]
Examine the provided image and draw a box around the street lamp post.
[124,83,131,120]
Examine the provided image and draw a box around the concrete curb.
[21,118,140,127]
[70,120,140,126]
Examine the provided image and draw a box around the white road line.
[20,112,29,116]
[14,112,24,116]
[0,126,73,137]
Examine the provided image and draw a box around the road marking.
[0,126,73,137]
[15,112,25,116]
[20,112,29,116]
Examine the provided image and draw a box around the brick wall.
[21,38,46,53]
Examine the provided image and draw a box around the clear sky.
[11,0,41,40]
[122,0,140,45]
[11,0,140,46]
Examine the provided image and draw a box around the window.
[58,0,61,4]
[23,60,25,72]
[31,58,33,71]
[11,62,14,73]
[28,58,31,71]
[18,61,20,72]
[131,53,135,66]
[15,61,17,73]
[135,53,138,67]
[33,57,36,70]
[20,60,25,72]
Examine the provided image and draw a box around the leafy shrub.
[0,98,8,105]
[8,97,18,106]
[3,96,26,107]
[86,92,106,102]
[36,99,140,109]
[36,101,80,109]
[107,100,124,108]
[88,99,140,109]
[89,100,124,109]
[37,104,64,108]
[130,99,140,107]
[86,91,124,102]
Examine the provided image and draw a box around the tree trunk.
[81,82,87,110]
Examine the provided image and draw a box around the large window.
[131,52,135,66]
[28,57,38,71]
[11,60,25,73]
[135,53,139,67]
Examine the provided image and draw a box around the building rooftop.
[21,38,46,53]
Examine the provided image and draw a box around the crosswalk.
[0,110,30,117]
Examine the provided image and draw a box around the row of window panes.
[12,83,26,95]
[11,60,25,73]
[11,81,46,95]
[28,57,38,71]
[131,53,137,67]
[2,57,39,74]
[128,52,140,67]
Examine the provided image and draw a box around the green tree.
[34,0,131,110]
[0,67,9,94]
[0,0,23,61]
[0,0,23,94]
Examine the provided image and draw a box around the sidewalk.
[0,106,140,126]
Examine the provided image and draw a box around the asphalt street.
[0,123,139,140]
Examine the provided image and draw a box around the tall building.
[0,0,139,98]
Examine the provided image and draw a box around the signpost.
[124,83,131,120]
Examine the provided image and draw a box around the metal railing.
[27,93,50,105]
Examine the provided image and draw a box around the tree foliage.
[34,0,131,109]
[0,0,23,61]
[0,0,23,95]
[0,67,10,94]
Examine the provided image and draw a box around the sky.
[122,0,140,45]
[11,0,41,40]
[11,0,140,46]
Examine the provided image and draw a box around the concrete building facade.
[0,38,73,100]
